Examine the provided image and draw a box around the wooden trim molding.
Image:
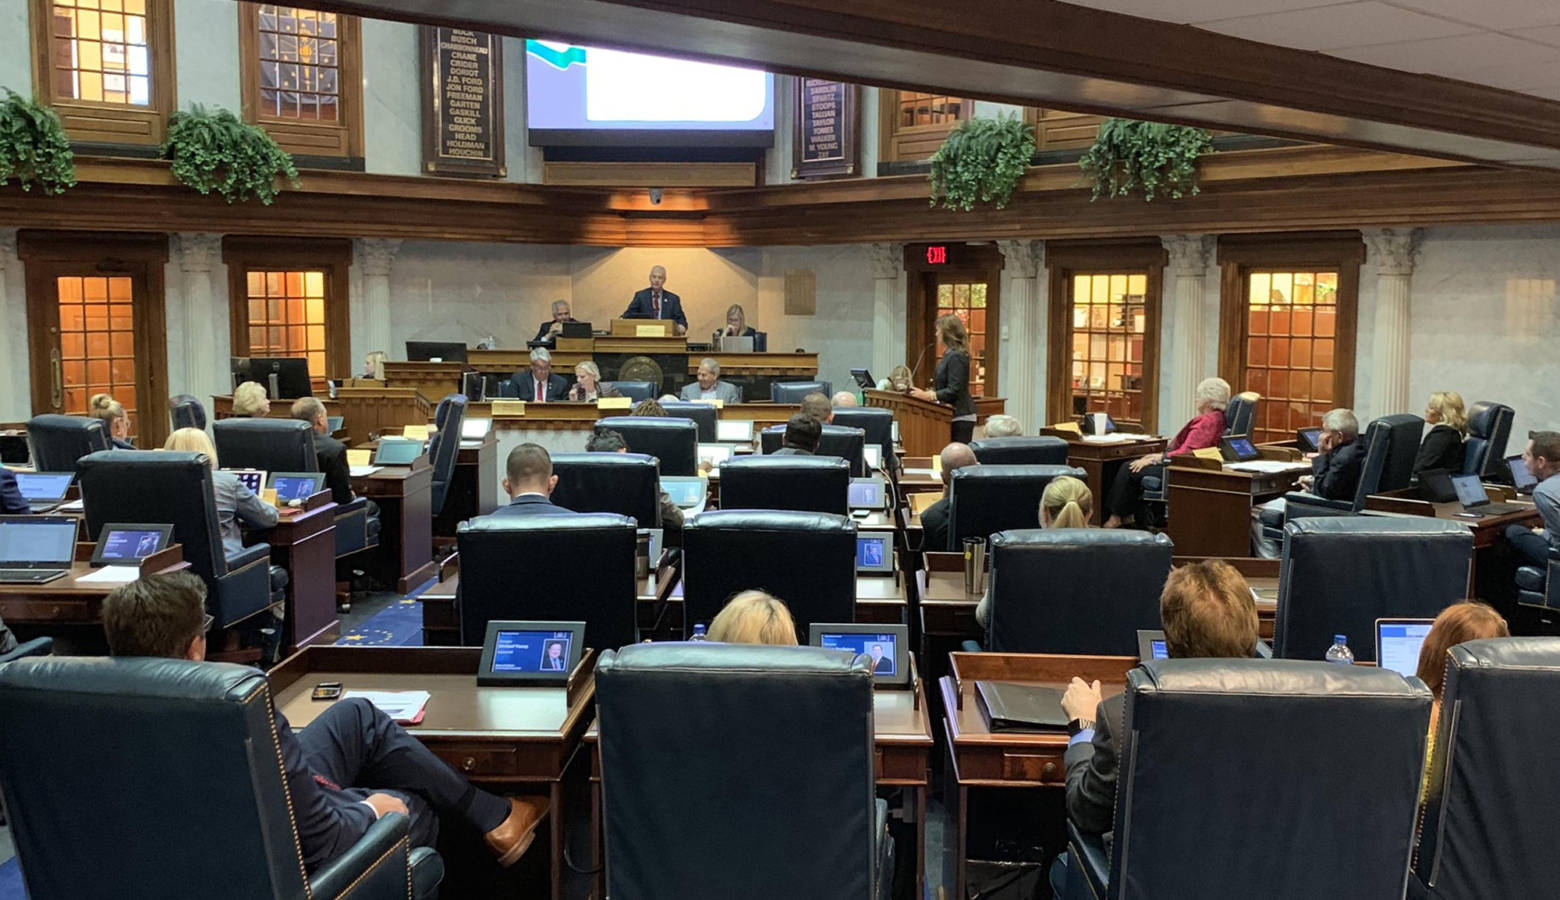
[238,2,364,163]
[222,236,354,381]
[30,0,178,145]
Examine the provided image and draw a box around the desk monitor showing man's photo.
[478,620,586,686]
[810,622,911,687]
[855,534,893,575]
[91,523,174,567]
[268,473,326,504]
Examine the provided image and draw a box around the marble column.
[1364,228,1420,421]
[358,238,400,360]
[174,233,224,403]
[868,243,902,382]
[1161,234,1216,429]
[996,240,1045,430]
[0,229,23,420]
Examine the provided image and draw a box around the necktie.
[652,292,661,319]
[535,380,544,403]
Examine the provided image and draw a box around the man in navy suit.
[621,265,688,335]
[491,443,576,517]
[0,469,29,514]
[506,347,570,402]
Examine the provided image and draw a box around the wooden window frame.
[237,2,364,164]
[877,90,975,163]
[30,0,177,146]
[1216,231,1365,434]
[223,236,353,383]
[903,242,1003,398]
[1046,239,1166,432]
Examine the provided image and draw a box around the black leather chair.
[599,416,697,476]
[682,509,855,636]
[613,381,657,403]
[969,436,1070,466]
[26,414,110,473]
[771,381,831,403]
[1462,400,1514,480]
[1412,637,1560,899]
[760,423,867,476]
[596,642,891,900]
[426,393,467,516]
[949,464,1086,545]
[1275,517,1473,662]
[831,407,896,472]
[0,636,52,664]
[659,401,718,442]
[169,395,208,431]
[77,451,274,628]
[1516,548,1560,613]
[1260,413,1420,542]
[0,656,442,900]
[718,455,851,515]
[455,513,638,649]
[213,417,319,472]
[986,529,1172,655]
[1066,658,1430,900]
[551,453,662,528]
[1377,412,1426,493]
[1224,393,1258,439]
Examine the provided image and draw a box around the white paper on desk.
[75,565,141,583]
[349,465,382,477]
[1226,460,1312,474]
[343,690,430,722]
[55,498,85,511]
[1080,434,1132,444]
[903,468,936,478]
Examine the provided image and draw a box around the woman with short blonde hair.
[89,393,133,448]
[231,381,271,417]
[165,427,278,560]
[568,360,621,402]
[706,590,799,646]
[363,350,388,380]
[1416,390,1468,476]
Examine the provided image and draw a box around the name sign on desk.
[420,26,506,177]
[491,400,527,416]
[402,424,430,441]
[635,324,667,337]
[597,397,632,410]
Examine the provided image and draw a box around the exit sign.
[926,245,948,264]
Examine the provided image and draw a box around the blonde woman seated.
[706,590,799,646]
[89,393,134,449]
[164,427,278,561]
[567,361,622,402]
[976,476,1093,629]
[231,380,271,417]
[362,350,388,380]
[1416,390,1467,476]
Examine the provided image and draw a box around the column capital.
[867,242,901,280]
[173,233,223,273]
[0,228,16,269]
[1363,228,1421,276]
[358,238,402,278]
[1162,233,1214,275]
[997,239,1045,278]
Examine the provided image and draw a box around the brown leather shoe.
[484,796,548,868]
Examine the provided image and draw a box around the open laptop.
[0,516,78,584]
[1450,472,1528,517]
[1376,618,1434,678]
[717,335,755,353]
[561,321,592,339]
[696,443,733,470]
[1507,454,1539,495]
[715,419,754,444]
[1296,427,1323,453]
[14,472,73,513]
[661,476,708,510]
[227,468,267,496]
[373,439,424,466]
[327,415,344,433]
[462,417,493,447]
[1418,468,1458,503]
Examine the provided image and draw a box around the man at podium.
[622,265,687,335]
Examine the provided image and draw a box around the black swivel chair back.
[1375,412,1425,492]
[0,657,435,900]
[25,414,110,473]
[771,381,831,403]
[598,416,698,476]
[426,393,467,516]
[831,407,896,472]
[551,453,662,528]
[969,436,1071,466]
[1275,517,1473,662]
[596,643,886,899]
[1278,415,1405,524]
[456,513,638,649]
[659,402,718,442]
[613,381,657,403]
[77,450,273,627]
[1068,659,1430,900]
[950,464,1086,544]
[169,395,208,431]
[1462,401,1514,479]
[213,417,319,473]
[718,455,851,515]
[987,529,1172,655]
[682,509,855,636]
[1414,637,1560,898]
[1224,393,1258,439]
[760,423,867,476]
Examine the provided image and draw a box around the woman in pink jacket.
[1103,377,1230,529]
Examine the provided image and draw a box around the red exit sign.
[926,245,948,264]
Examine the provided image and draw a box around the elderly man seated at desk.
[680,358,741,404]
[1249,407,1364,559]
[533,299,576,344]
[504,348,569,403]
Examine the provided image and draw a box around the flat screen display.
[229,469,266,494]
[1377,620,1433,678]
[848,478,883,509]
[271,475,321,503]
[1224,437,1258,460]
[855,534,892,574]
[662,477,706,508]
[1149,638,1169,660]
[819,631,898,676]
[696,444,732,468]
[14,472,72,501]
[1508,455,1538,492]
[491,630,575,673]
[463,417,492,440]
[98,528,169,561]
[0,518,77,564]
[863,445,882,471]
[715,420,753,443]
[374,440,423,466]
[1451,473,1489,507]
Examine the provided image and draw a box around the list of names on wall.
[792,78,858,179]
[421,27,506,177]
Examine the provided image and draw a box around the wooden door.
[903,242,1003,398]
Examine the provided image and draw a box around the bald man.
[831,391,860,411]
[920,442,978,552]
[623,265,687,335]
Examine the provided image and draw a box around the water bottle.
[1325,634,1354,665]
[689,624,708,642]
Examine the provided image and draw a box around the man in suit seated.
[772,413,821,456]
[1505,430,1560,568]
[506,348,569,403]
[1249,407,1365,558]
[100,572,546,873]
[291,397,358,507]
[868,644,892,674]
[919,442,978,552]
[0,468,28,514]
[533,299,575,344]
[586,426,684,532]
[621,265,687,335]
[491,443,576,517]
[679,358,741,404]
[1050,559,1260,893]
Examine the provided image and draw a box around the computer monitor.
[1136,629,1170,662]
[91,523,174,566]
[1220,436,1261,462]
[854,532,893,575]
[715,420,754,443]
[463,417,493,441]
[560,321,593,339]
[268,472,325,503]
[227,469,267,495]
[661,477,707,509]
[1376,619,1434,678]
[1508,454,1538,494]
[373,439,424,466]
[326,415,344,433]
[848,476,887,511]
[696,444,732,470]
[405,341,469,363]
[809,622,910,687]
[235,357,313,399]
[14,472,73,503]
[477,620,586,686]
[863,445,883,471]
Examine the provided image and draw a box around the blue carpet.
[0,857,25,900]
[335,596,426,647]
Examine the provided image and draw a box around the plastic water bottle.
[1325,634,1354,665]
[689,624,708,642]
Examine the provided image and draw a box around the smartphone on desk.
[312,682,344,701]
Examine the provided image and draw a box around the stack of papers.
[349,465,382,477]
[76,566,141,583]
[343,690,430,724]
[1227,460,1312,474]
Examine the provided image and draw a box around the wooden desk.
[419,569,676,646]
[686,352,818,377]
[352,463,436,593]
[270,646,593,900]
[0,549,190,650]
[1166,462,1306,558]
[382,361,470,405]
[1040,433,1167,525]
[435,436,499,536]
[264,503,339,651]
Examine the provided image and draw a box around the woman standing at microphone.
[909,314,976,444]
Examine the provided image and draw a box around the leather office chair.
[1223,392,1258,439]
[1462,400,1515,480]
[213,417,320,473]
[1516,548,1560,613]
[0,656,442,900]
[1412,637,1560,899]
[455,513,638,649]
[771,381,831,403]
[1259,413,1418,544]
[169,395,208,431]
[596,642,891,900]
[659,401,718,442]
[77,450,275,628]
[986,529,1172,655]
[598,416,698,476]
[718,455,851,515]
[831,407,896,473]
[1065,659,1430,900]
[760,423,867,476]
[969,436,1071,466]
[1377,412,1426,492]
[0,636,51,664]
[949,464,1086,545]
[426,393,467,516]
[551,452,662,528]
[613,381,657,403]
[25,414,110,473]
[682,509,855,636]
[1275,517,1473,662]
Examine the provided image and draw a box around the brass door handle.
[50,348,63,409]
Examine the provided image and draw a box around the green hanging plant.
[162,105,298,204]
[1079,118,1214,202]
[0,89,77,195]
[928,114,1036,211]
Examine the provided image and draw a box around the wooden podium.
[865,389,949,457]
[382,361,469,402]
[334,387,433,446]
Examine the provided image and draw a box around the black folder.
[975,681,1070,732]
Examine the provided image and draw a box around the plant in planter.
[928,115,1036,211]
[0,89,77,195]
[1079,118,1214,202]
[162,105,298,204]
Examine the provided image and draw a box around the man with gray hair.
[623,265,687,335]
[1251,407,1364,558]
[507,347,568,402]
[679,357,741,403]
[831,390,859,410]
[984,414,1022,438]
[532,299,575,343]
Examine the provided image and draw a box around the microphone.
[908,341,937,386]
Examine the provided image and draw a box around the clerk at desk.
[532,299,575,344]
[622,265,687,335]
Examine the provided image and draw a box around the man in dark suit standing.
[506,348,569,402]
[491,443,576,517]
[919,442,978,552]
[532,299,575,344]
[0,469,29,514]
[621,265,688,335]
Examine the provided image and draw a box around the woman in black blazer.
[1415,390,1467,476]
[910,314,977,444]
